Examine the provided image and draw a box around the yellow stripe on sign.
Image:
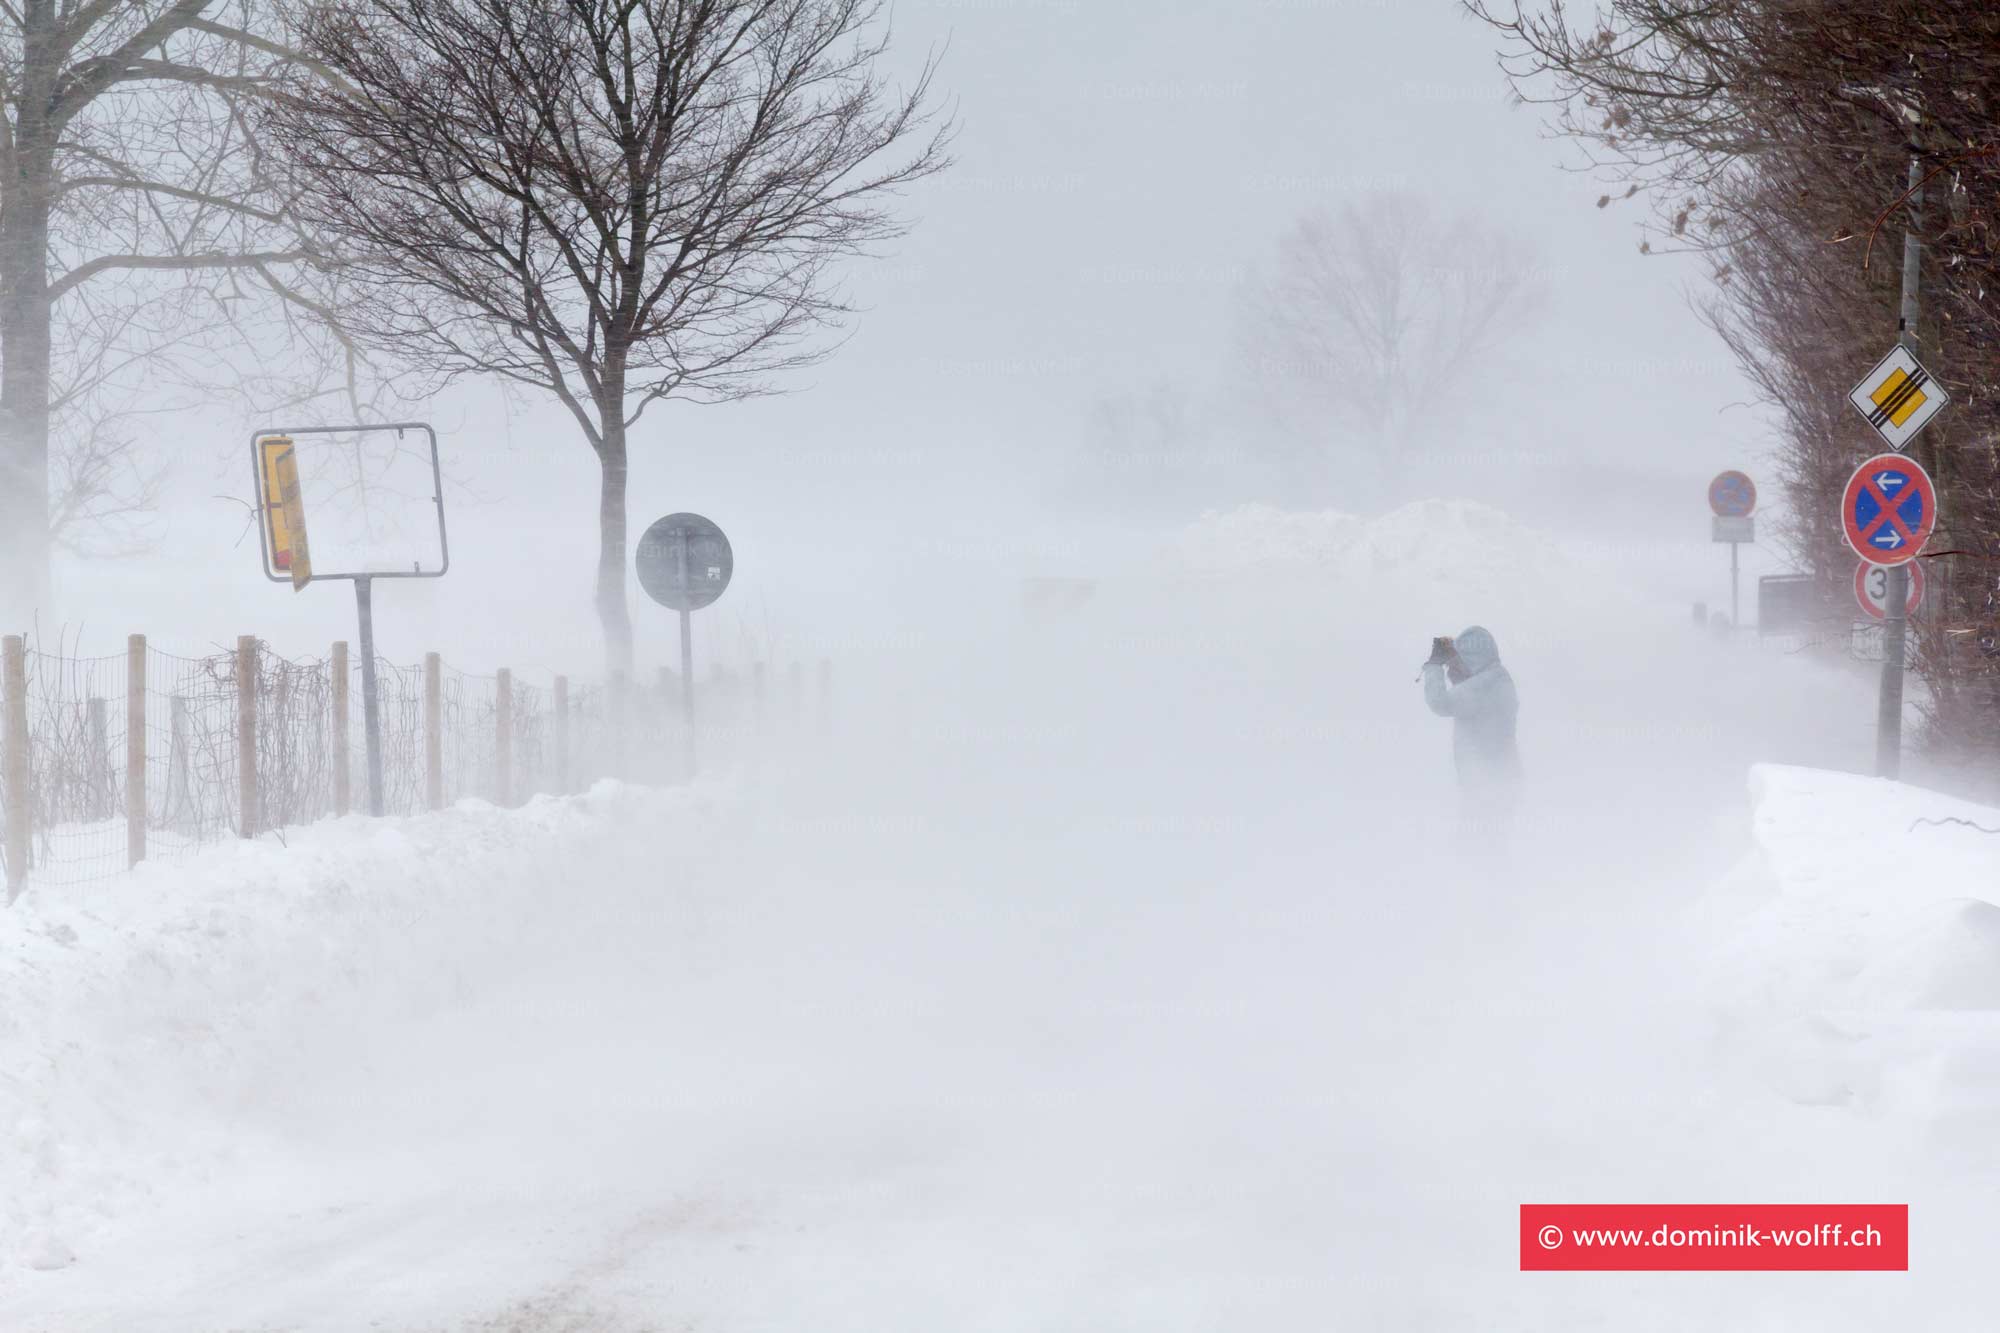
[260,437,295,570]
[258,436,313,588]
[1871,368,1928,427]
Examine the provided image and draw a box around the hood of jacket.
[1455,625,1501,674]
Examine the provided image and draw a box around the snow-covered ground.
[5,500,1992,1329]
[1704,765,2000,1116]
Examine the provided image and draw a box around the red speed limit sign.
[1855,559,1925,619]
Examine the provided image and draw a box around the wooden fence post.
[496,667,513,806]
[3,636,29,900]
[128,635,146,867]
[331,641,350,817]
[424,652,443,811]
[554,675,569,795]
[86,697,108,820]
[237,635,259,838]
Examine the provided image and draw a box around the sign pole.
[1877,151,1923,779]
[355,575,386,815]
[1730,538,1740,628]
[1708,474,1756,626]
[634,511,733,784]
[677,531,696,778]
[1878,565,1908,778]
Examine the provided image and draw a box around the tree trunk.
[596,424,634,676]
[0,15,56,632]
[0,277,52,631]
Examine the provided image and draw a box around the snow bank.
[1705,764,2000,1118]
[0,781,727,1277]
[1168,497,1758,625]
[1164,498,1658,665]
[1174,498,1585,594]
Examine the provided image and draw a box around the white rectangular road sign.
[1848,345,1947,452]
[1713,515,1754,543]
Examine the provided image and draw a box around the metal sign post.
[354,576,386,816]
[635,512,734,780]
[1852,149,1938,778]
[250,423,449,818]
[1837,146,1946,780]
[1839,454,1937,779]
[1879,562,1909,778]
[1731,534,1740,628]
[676,531,695,774]
[1708,472,1757,627]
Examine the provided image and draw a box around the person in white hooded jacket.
[1421,625,1522,828]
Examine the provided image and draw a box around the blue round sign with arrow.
[1840,453,1936,566]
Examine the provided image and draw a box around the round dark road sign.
[636,512,733,611]
[1708,470,1757,518]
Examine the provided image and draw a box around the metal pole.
[680,607,694,772]
[1877,148,1923,780]
[423,651,442,811]
[678,531,696,777]
[355,576,385,816]
[1899,153,1924,352]
[331,640,351,816]
[1730,539,1740,629]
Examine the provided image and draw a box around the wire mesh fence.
[147,647,239,863]
[1,630,825,894]
[24,645,130,885]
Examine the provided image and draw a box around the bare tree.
[265,0,952,670]
[47,401,165,556]
[1087,380,1206,479]
[1068,379,1229,514]
[1471,0,2000,764]
[1,1,368,626]
[1236,194,1546,473]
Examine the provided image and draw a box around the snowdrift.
[0,781,727,1279]
[1706,764,2000,1119]
[1171,496,1768,619]
[1173,498,1591,600]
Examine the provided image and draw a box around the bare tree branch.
[264,0,953,668]
[2,0,391,615]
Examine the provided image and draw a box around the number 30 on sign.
[1855,560,1925,620]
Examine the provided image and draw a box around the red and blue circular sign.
[1855,559,1925,619]
[1708,470,1756,517]
[1841,453,1936,566]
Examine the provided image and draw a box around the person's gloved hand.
[1424,635,1455,667]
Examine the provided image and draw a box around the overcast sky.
[60,0,1784,673]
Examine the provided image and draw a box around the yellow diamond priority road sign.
[1848,345,1947,452]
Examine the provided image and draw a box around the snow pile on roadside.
[1704,764,2000,1118]
[1172,498,1611,608]
[0,781,727,1277]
